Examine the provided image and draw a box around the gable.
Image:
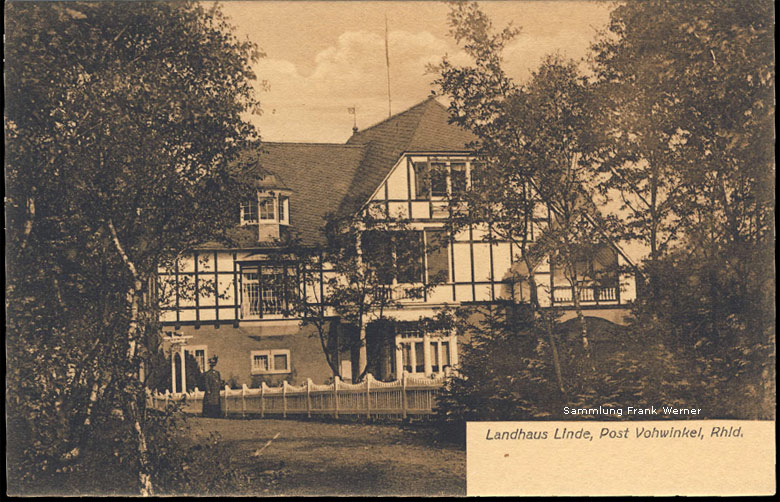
[340,97,478,215]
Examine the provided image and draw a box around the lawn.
[189,417,466,496]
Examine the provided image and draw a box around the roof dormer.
[240,168,293,243]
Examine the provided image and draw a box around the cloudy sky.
[218,1,613,143]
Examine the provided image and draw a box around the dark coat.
[202,368,222,407]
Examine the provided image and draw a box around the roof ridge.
[262,141,366,148]
[348,96,437,139]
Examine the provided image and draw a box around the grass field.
[189,417,466,496]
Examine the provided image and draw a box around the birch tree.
[6,2,261,494]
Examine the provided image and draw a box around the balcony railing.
[376,284,425,302]
[552,285,618,304]
[241,283,293,318]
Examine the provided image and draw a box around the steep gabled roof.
[230,98,477,247]
[341,96,479,213]
[253,142,368,246]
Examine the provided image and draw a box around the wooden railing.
[147,373,444,419]
[552,286,618,304]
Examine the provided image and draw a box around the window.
[241,265,297,317]
[430,163,448,197]
[362,231,395,285]
[240,199,258,224]
[253,353,269,372]
[553,246,618,287]
[413,159,473,198]
[450,163,467,195]
[395,231,424,284]
[398,328,421,373]
[441,341,451,366]
[413,162,429,199]
[429,339,451,373]
[250,349,291,374]
[414,342,425,373]
[185,345,208,372]
[259,197,275,221]
[425,229,450,283]
[590,246,619,287]
[470,161,485,190]
[273,353,289,372]
[261,267,284,313]
[396,326,455,375]
[362,230,424,285]
[402,343,414,374]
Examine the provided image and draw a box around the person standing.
[201,355,223,418]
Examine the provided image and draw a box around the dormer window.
[240,199,258,224]
[259,197,275,221]
[246,169,293,241]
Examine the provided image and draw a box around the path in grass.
[190,417,465,496]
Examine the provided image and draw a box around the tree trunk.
[127,282,154,496]
[521,253,567,398]
[569,274,596,374]
[649,160,660,305]
[546,323,566,398]
[317,318,341,378]
[109,220,154,496]
[354,231,369,382]
[570,279,590,350]
[357,323,368,381]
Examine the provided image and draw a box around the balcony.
[241,283,295,318]
[376,284,426,302]
[552,285,618,305]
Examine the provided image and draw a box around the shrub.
[434,305,703,444]
[7,401,255,495]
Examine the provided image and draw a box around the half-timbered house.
[158,97,637,392]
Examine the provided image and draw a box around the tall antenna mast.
[384,14,392,117]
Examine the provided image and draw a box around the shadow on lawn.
[197,417,466,496]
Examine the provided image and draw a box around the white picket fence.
[146,373,445,419]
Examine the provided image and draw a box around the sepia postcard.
[5,0,775,497]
